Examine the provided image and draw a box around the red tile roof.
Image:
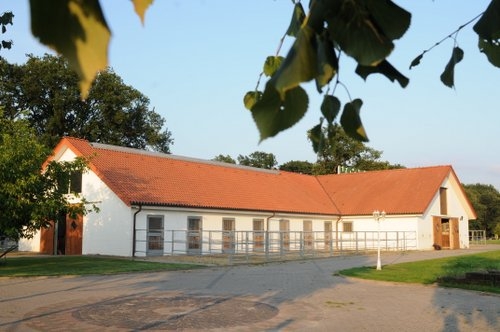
[50,137,474,217]
[51,137,337,215]
[317,167,453,215]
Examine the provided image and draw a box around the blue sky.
[3,1,499,190]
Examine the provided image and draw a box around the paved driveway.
[1,246,499,331]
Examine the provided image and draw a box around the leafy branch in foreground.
[0,11,14,52]
[244,0,500,149]
[244,0,412,145]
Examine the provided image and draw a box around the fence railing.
[135,229,417,262]
[469,230,487,245]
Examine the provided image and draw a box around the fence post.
[265,231,269,261]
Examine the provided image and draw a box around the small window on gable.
[440,187,448,215]
[343,222,353,232]
[70,171,82,194]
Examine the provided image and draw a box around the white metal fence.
[469,230,487,245]
[135,229,417,262]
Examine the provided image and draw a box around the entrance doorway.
[433,217,459,249]
[40,214,83,255]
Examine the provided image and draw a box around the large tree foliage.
[463,184,500,237]
[212,154,236,164]
[279,160,315,175]
[309,123,403,175]
[238,151,278,170]
[0,54,173,152]
[0,111,96,240]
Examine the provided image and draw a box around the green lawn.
[339,250,500,293]
[0,255,204,277]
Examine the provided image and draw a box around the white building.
[20,137,476,257]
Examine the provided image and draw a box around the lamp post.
[373,210,386,270]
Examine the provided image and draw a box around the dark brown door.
[433,217,443,248]
[450,218,460,249]
[40,222,55,254]
[65,214,83,255]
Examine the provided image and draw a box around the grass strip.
[339,250,500,293]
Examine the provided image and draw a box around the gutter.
[132,204,142,257]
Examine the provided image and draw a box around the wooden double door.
[433,217,459,249]
[40,214,83,255]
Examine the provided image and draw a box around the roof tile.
[54,137,471,217]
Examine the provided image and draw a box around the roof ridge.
[318,165,452,178]
[89,142,280,175]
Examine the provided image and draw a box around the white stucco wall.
[18,231,41,252]
[339,215,420,250]
[82,170,133,256]
[422,175,471,249]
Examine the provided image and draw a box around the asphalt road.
[1,245,499,331]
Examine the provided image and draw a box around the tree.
[463,184,500,237]
[0,54,173,152]
[309,123,403,175]
[0,110,97,240]
[279,160,314,175]
[212,154,236,164]
[237,151,278,169]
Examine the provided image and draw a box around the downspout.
[265,212,276,259]
[132,204,142,257]
[335,215,342,250]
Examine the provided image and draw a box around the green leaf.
[272,25,317,100]
[243,91,262,110]
[324,0,411,66]
[321,95,341,124]
[263,56,284,77]
[132,0,154,25]
[473,0,500,68]
[473,0,500,41]
[315,31,338,92]
[340,99,369,142]
[409,54,424,69]
[308,122,323,154]
[365,0,412,40]
[355,60,409,88]
[286,3,306,37]
[440,47,464,88]
[30,0,111,99]
[478,37,500,67]
[251,81,309,141]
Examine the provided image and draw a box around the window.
[343,222,353,232]
[222,218,235,253]
[324,221,332,246]
[303,220,313,248]
[147,215,164,255]
[69,171,82,193]
[187,217,202,252]
[59,171,82,194]
[280,219,290,250]
[253,219,264,250]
